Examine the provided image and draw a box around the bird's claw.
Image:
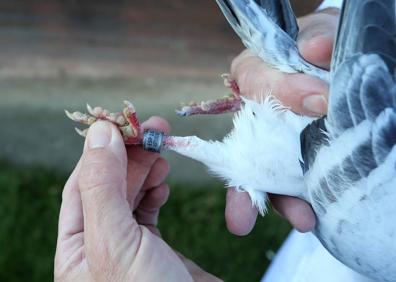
[221,73,241,96]
[65,100,143,145]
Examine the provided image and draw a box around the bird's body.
[169,0,396,281]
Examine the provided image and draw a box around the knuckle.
[230,50,256,78]
[238,66,269,99]
[230,49,251,74]
[298,12,339,39]
[230,55,244,77]
[237,67,251,96]
[230,57,239,75]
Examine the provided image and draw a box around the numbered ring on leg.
[143,130,164,153]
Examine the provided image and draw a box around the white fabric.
[261,230,374,282]
[318,0,344,10]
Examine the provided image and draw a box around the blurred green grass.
[0,161,291,282]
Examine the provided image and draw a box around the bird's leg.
[65,101,143,145]
[176,74,242,117]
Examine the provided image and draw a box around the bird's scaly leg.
[176,74,242,116]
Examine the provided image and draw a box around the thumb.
[297,9,340,69]
[78,121,134,259]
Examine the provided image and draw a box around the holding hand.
[225,8,340,236]
[55,119,220,282]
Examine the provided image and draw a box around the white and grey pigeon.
[165,0,396,281]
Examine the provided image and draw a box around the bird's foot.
[65,100,143,145]
[176,94,242,116]
[176,74,242,117]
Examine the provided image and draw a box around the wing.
[253,0,299,39]
[216,0,298,40]
[331,0,396,72]
[328,0,396,140]
[215,0,329,81]
[302,0,396,174]
[302,2,396,277]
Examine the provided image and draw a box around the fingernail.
[303,95,327,115]
[87,121,112,149]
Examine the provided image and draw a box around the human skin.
[55,119,221,282]
[225,8,341,236]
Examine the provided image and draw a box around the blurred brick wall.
[0,0,242,79]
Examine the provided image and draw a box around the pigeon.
[166,0,396,281]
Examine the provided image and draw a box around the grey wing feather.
[253,0,299,39]
[302,0,396,176]
[215,0,330,81]
[328,0,396,137]
[214,0,293,46]
[216,0,298,39]
[332,0,396,71]
[314,0,396,186]
[299,4,396,276]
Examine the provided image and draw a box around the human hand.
[225,8,340,235]
[55,119,220,282]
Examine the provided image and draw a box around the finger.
[126,116,171,206]
[55,159,84,267]
[132,158,170,210]
[78,121,135,259]
[135,183,170,229]
[225,188,258,236]
[142,116,171,135]
[230,49,257,76]
[231,54,328,116]
[143,158,170,190]
[297,9,340,69]
[277,73,328,116]
[269,194,316,233]
[58,159,83,241]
